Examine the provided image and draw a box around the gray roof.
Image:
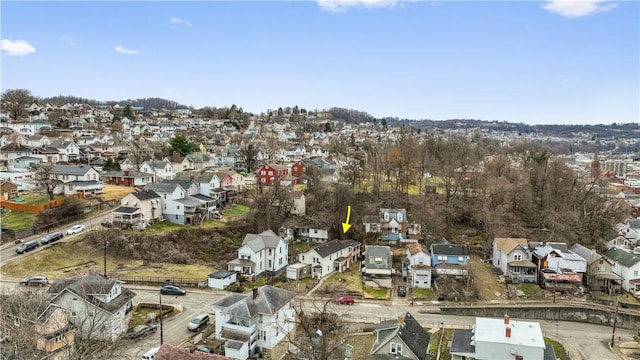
[162,179,195,190]
[242,229,283,251]
[47,273,136,313]
[529,241,569,252]
[192,194,215,202]
[175,172,218,183]
[144,182,183,193]
[209,270,236,279]
[175,196,203,207]
[379,208,407,223]
[450,329,475,354]
[372,313,431,360]
[430,244,469,256]
[605,247,640,268]
[113,206,140,214]
[533,246,585,262]
[628,219,640,229]
[365,245,392,270]
[130,190,160,201]
[544,344,558,360]
[311,239,360,258]
[143,159,171,169]
[51,164,94,175]
[569,244,602,264]
[213,285,295,317]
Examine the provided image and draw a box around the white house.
[143,182,187,224]
[295,239,361,279]
[450,315,554,360]
[605,247,640,295]
[48,140,81,162]
[227,230,288,279]
[140,159,174,182]
[50,164,103,196]
[492,238,538,283]
[404,244,432,288]
[532,245,587,274]
[213,285,296,360]
[47,273,135,342]
[208,270,237,290]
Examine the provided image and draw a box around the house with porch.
[363,245,394,288]
[531,243,587,281]
[604,247,640,296]
[140,159,174,182]
[213,285,296,360]
[48,140,81,162]
[51,165,103,196]
[570,243,622,293]
[143,182,188,224]
[227,230,288,280]
[47,273,135,342]
[111,190,162,229]
[295,239,361,279]
[492,238,537,283]
[430,243,469,276]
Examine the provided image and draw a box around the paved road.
[0,209,113,268]
[3,280,631,360]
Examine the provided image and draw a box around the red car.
[336,295,355,305]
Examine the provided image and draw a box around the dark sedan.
[128,324,157,340]
[160,285,186,295]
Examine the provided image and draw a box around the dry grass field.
[99,184,137,201]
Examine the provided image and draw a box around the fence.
[0,193,84,214]
[116,276,206,289]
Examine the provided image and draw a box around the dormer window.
[384,212,389,221]
[397,212,403,221]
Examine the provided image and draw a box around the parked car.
[20,275,49,286]
[335,295,355,305]
[128,323,157,340]
[160,285,186,296]
[40,232,64,245]
[187,314,210,332]
[16,240,39,254]
[194,344,214,353]
[397,285,407,297]
[66,224,86,235]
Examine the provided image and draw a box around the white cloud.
[542,0,618,18]
[59,36,77,47]
[114,45,140,55]
[170,17,192,27]
[317,0,399,12]
[0,39,36,56]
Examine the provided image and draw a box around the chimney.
[124,170,130,176]
[504,314,510,324]
[505,326,512,338]
[252,287,258,300]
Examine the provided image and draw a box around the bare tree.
[1,88,34,121]
[239,142,259,172]
[285,297,351,360]
[31,163,63,200]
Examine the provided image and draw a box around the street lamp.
[103,240,109,278]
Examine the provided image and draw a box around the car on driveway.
[20,275,49,287]
[397,285,407,297]
[187,314,210,332]
[66,224,86,235]
[160,285,186,296]
[128,324,157,340]
[335,295,355,305]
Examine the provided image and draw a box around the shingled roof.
[605,247,640,268]
[47,273,136,314]
[371,312,431,360]
[213,285,296,318]
[311,239,360,258]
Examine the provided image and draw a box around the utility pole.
[159,293,164,345]
[103,240,108,278]
[611,296,619,346]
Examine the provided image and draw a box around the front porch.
[508,260,538,283]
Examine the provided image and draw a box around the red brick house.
[257,163,290,186]
[101,170,155,187]
[291,160,305,178]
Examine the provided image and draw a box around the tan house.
[0,300,76,360]
[111,190,162,228]
[492,237,538,283]
[0,180,19,200]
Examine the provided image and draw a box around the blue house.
[430,243,470,267]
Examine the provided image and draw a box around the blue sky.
[1,1,638,125]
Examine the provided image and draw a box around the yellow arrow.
[342,205,352,234]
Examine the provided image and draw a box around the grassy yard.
[99,184,137,201]
[129,306,179,329]
[142,221,186,234]
[412,287,436,300]
[545,338,567,360]
[517,283,542,296]
[364,286,389,299]
[0,210,36,229]
[222,204,250,218]
[320,262,363,294]
[8,192,64,205]
[1,239,212,281]
[468,254,507,300]
[344,334,375,360]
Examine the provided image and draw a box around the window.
[279,258,283,265]
[302,256,305,261]
[391,343,402,354]
[70,311,77,317]
[13,318,20,327]
[269,249,272,255]
[175,215,178,219]
[269,171,273,175]
[397,212,403,221]
[384,212,389,221]
[176,205,180,210]
[268,260,272,268]
[513,254,522,261]
[261,170,266,175]
[635,271,639,277]
[164,194,167,199]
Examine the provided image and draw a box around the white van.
[141,347,159,360]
